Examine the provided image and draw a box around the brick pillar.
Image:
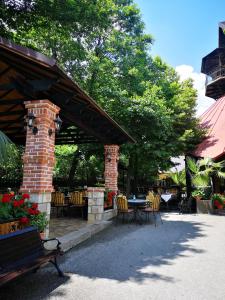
[104,144,119,192]
[20,100,60,236]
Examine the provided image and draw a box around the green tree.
[0,0,203,193]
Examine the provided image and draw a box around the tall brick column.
[20,100,60,236]
[104,144,119,192]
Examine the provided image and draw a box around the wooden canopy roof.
[0,37,135,145]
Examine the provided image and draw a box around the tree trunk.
[133,150,138,195]
[126,157,132,197]
[68,152,81,188]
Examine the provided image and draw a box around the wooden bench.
[0,226,64,287]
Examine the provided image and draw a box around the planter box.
[0,220,21,235]
[196,199,213,214]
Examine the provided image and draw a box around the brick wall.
[20,100,60,193]
[104,144,119,192]
[20,100,60,237]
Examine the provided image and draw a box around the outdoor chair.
[142,194,163,226]
[178,196,192,214]
[51,192,67,217]
[116,195,134,223]
[69,191,86,219]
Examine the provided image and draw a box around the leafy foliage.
[187,157,225,189]
[0,130,12,163]
[169,170,186,187]
[0,0,204,191]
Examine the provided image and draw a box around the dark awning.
[0,37,135,145]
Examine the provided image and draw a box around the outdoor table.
[128,199,148,224]
[161,193,173,211]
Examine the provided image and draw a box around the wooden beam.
[0,66,11,78]
[0,110,24,117]
[0,82,16,90]
[0,98,24,105]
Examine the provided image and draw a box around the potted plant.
[0,192,47,235]
[0,193,30,234]
[104,189,116,210]
[211,194,224,211]
[29,212,48,239]
[187,157,225,214]
[191,189,205,201]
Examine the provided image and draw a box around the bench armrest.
[42,238,61,251]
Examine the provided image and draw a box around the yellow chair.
[116,195,134,223]
[69,191,86,219]
[142,194,163,226]
[51,192,67,217]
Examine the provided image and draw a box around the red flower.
[28,208,35,215]
[214,200,219,207]
[19,199,25,206]
[28,208,40,215]
[20,217,29,224]
[13,200,20,207]
[22,193,30,199]
[2,194,12,203]
[32,203,38,210]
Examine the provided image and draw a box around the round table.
[128,199,147,224]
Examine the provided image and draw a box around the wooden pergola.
[0,37,134,145]
[0,37,135,228]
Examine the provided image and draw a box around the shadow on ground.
[1,214,207,299]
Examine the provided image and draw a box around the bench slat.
[0,227,43,269]
[0,227,63,286]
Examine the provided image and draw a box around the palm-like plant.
[187,157,225,190]
[0,130,11,163]
[169,169,186,187]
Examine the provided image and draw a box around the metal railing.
[206,66,225,86]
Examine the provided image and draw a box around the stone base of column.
[87,187,119,223]
[29,192,51,238]
[87,187,105,223]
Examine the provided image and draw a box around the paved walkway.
[2,213,225,300]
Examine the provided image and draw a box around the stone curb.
[58,220,112,252]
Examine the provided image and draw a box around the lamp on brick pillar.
[104,145,120,192]
[20,100,60,238]
[106,150,112,162]
[48,114,62,136]
[25,112,38,135]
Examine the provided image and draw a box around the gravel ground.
[1,213,225,300]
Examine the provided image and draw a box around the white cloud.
[175,65,215,116]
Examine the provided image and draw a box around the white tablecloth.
[161,194,173,202]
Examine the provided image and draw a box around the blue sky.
[134,0,225,115]
[135,0,225,71]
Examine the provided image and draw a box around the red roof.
[192,95,225,160]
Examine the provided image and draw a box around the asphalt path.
[1,213,225,300]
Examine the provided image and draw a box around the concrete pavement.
[1,213,225,300]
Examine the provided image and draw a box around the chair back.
[152,194,160,211]
[51,192,65,206]
[70,191,84,205]
[146,192,155,202]
[116,195,128,211]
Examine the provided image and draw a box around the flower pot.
[196,199,213,214]
[0,220,21,235]
[39,232,45,239]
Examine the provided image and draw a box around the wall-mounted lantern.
[48,115,63,136]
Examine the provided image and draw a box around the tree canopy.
[0,0,204,192]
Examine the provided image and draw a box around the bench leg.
[50,257,64,277]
